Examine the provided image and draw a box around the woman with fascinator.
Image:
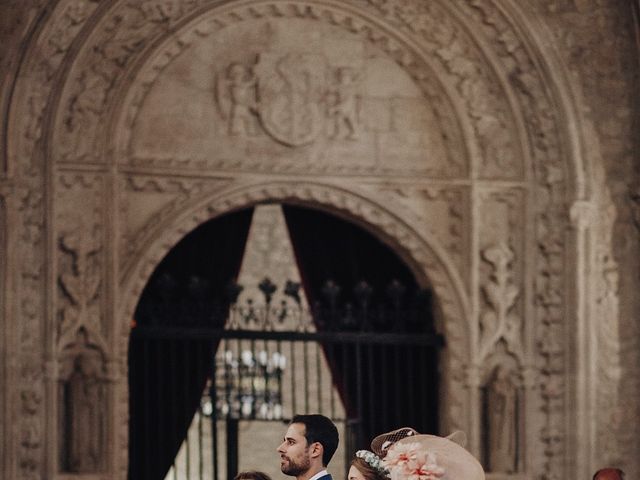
[353,427,484,480]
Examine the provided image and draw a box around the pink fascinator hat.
[372,428,484,480]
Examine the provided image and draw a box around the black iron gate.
[129,278,443,480]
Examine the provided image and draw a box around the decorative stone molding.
[14,182,46,480]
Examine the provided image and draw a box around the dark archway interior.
[129,204,439,480]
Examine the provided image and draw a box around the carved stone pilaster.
[477,190,525,363]
[53,171,109,477]
[14,182,46,480]
[591,194,622,467]
[55,173,106,349]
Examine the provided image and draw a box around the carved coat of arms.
[218,52,359,147]
[254,52,327,146]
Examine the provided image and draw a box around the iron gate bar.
[131,327,444,346]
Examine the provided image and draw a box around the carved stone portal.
[1,0,636,479]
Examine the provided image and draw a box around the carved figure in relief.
[59,329,106,473]
[485,365,518,473]
[225,62,259,136]
[216,53,328,146]
[327,67,361,140]
[58,220,101,337]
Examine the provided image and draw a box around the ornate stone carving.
[217,61,260,136]
[56,174,105,346]
[591,190,623,467]
[58,328,108,473]
[479,243,522,363]
[18,360,44,480]
[5,0,632,479]
[364,0,521,180]
[13,185,46,480]
[57,0,208,163]
[217,52,343,146]
[542,4,640,473]
[254,52,328,146]
[57,220,102,346]
[452,3,571,474]
[326,66,362,140]
[484,363,521,474]
[59,3,461,178]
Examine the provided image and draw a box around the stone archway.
[116,179,471,475]
[2,1,631,479]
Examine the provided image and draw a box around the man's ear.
[310,442,323,460]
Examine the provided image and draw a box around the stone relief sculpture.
[485,364,520,474]
[327,67,361,140]
[216,52,362,147]
[58,329,107,473]
[479,242,522,362]
[58,220,102,341]
[218,62,259,136]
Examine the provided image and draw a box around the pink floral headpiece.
[376,430,484,480]
[383,442,445,480]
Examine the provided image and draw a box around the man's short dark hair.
[290,414,339,466]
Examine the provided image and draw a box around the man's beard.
[280,454,311,476]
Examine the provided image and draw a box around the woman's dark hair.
[234,471,273,480]
[351,457,387,480]
[291,414,339,466]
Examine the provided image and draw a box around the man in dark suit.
[277,414,339,480]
